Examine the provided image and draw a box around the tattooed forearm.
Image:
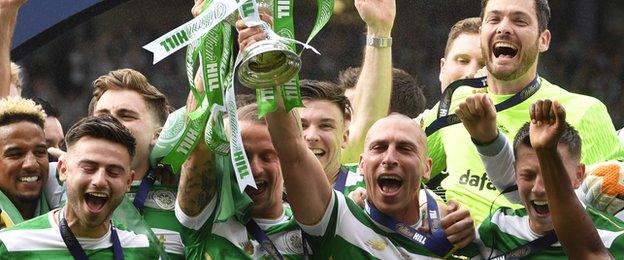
[178,151,217,216]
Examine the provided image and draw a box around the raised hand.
[0,0,26,9]
[355,0,395,37]
[190,0,204,17]
[529,99,566,151]
[235,13,272,51]
[456,93,498,144]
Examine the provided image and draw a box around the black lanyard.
[426,76,542,136]
[437,77,489,118]
[488,230,558,259]
[58,208,124,260]
[332,166,349,193]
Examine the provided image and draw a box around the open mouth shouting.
[377,174,403,196]
[492,42,519,61]
[309,148,326,158]
[531,200,550,217]
[245,179,268,199]
[84,192,109,213]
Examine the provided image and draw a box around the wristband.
[366,36,392,48]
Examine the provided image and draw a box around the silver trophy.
[230,0,301,89]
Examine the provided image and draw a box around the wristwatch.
[366,36,392,48]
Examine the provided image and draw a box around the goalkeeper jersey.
[423,77,624,224]
[0,210,159,259]
[477,206,624,259]
[176,196,305,259]
[300,190,480,259]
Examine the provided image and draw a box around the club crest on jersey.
[282,230,303,254]
[459,170,496,191]
[152,190,176,210]
[365,237,388,251]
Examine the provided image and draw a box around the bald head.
[365,114,427,155]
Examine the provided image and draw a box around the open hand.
[456,94,498,144]
[529,99,566,150]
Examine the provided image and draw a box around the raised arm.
[0,0,26,98]
[176,72,217,217]
[341,0,395,163]
[456,94,520,202]
[265,88,332,225]
[530,100,611,259]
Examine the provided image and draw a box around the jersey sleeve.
[174,196,217,231]
[475,133,521,203]
[577,102,624,164]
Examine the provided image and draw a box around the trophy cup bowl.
[237,39,301,89]
[227,0,301,89]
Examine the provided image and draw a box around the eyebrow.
[488,10,531,18]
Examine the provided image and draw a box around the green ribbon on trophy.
[244,0,335,117]
[147,0,335,193]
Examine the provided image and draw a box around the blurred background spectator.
[15,0,624,130]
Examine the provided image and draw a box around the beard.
[485,36,539,81]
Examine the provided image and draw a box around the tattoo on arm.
[178,154,217,216]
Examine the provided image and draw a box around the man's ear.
[341,126,349,149]
[58,157,68,182]
[151,126,162,147]
[438,58,447,82]
[538,29,551,53]
[422,157,432,181]
[127,170,135,192]
[573,163,586,189]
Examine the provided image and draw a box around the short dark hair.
[444,17,481,57]
[481,0,550,33]
[337,67,360,90]
[89,69,171,126]
[336,68,426,118]
[388,69,426,118]
[33,97,60,118]
[65,115,136,159]
[513,121,581,162]
[300,79,352,120]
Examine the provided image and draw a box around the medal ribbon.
[59,207,124,260]
[364,188,454,257]
[488,231,557,260]
[425,76,542,136]
[245,220,284,260]
[332,166,349,193]
[132,169,156,213]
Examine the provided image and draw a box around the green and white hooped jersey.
[126,181,184,259]
[0,211,160,259]
[175,196,305,259]
[477,206,624,259]
[341,163,366,197]
[300,190,480,259]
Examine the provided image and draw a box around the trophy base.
[237,40,301,89]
